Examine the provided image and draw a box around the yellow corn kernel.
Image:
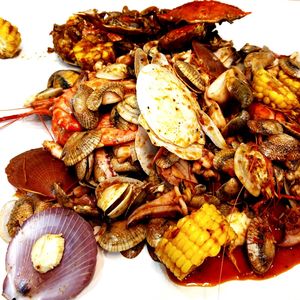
[155,203,236,280]
[252,68,299,110]
[0,17,21,58]
[278,70,300,97]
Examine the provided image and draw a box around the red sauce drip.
[166,202,300,286]
[168,243,300,286]
[168,206,300,286]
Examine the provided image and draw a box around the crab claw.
[157,0,250,24]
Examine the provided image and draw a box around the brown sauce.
[168,244,300,286]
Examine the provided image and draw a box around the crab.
[136,63,205,160]
[50,1,250,69]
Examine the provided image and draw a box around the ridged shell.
[86,82,124,111]
[97,219,146,252]
[72,84,99,129]
[246,217,275,274]
[5,148,77,198]
[3,207,97,300]
[259,133,300,161]
[174,60,206,93]
[116,95,140,125]
[62,130,102,166]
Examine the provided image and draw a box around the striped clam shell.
[62,129,102,166]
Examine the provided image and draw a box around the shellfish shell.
[234,143,268,197]
[136,64,205,160]
[5,148,78,198]
[97,219,146,252]
[62,130,102,166]
[3,207,97,300]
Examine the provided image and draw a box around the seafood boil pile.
[1,0,300,299]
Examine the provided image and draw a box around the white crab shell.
[136,64,205,160]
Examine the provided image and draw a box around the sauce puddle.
[168,243,300,286]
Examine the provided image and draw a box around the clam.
[61,129,102,166]
[97,219,147,252]
[72,84,99,129]
[279,53,300,79]
[116,94,140,125]
[213,148,235,176]
[86,82,124,111]
[95,176,145,218]
[215,177,242,202]
[174,60,206,93]
[226,67,253,108]
[259,133,300,161]
[136,63,205,160]
[47,69,81,89]
[246,217,275,274]
[247,119,283,135]
[234,143,268,197]
[75,152,94,181]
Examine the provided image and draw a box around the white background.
[0,1,299,299]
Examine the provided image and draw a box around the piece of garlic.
[31,233,65,273]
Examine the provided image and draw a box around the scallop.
[2,207,97,300]
[5,148,78,198]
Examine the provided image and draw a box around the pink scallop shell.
[3,207,98,300]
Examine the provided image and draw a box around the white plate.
[0,1,299,299]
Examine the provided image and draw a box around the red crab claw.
[157,0,250,24]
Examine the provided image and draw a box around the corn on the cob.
[73,40,115,70]
[155,203,236,280]
[278,70,300,97]
[252,68,299,110]
[0,17,21,58]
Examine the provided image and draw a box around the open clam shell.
[95,176,145,218]
[3,207,97,300]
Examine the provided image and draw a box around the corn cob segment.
[155,203,236,280]
[252,68,299,110]
[0,17,21,58]
[278,70,300,98]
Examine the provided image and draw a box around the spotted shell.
[136,64,205,160]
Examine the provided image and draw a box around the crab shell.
[136,63,205,160]
[157,0,250,24]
